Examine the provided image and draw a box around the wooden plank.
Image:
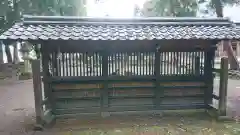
[50,76,155,82]
[32,60,44,125]
[55,107,101,115]
[53,90,101,98]
[163,88,204,97]
[55,99,101,109]
[160,82,205,86]
[107,105,155,112]
[109,82,154,87]
[159,104,206,110]
[109,89,154,97]
[161,97,204,105]
[109,98,153,106]
[107,104,206,112]
[158,76,205,81]
[218,57,228,116]
[52,83,102,90]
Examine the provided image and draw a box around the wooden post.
[31,60,44,129]
[218,57,228,116]
[101,49,109,117]
[154,45,161,109]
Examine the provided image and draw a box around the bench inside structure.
[0,15,236,128]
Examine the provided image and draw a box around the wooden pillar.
[41,45,53,111]
[204,50,211,106]
[101,49,109,116]
[154,45,161,109]
[31,60,44,128]
[218,57,228,116]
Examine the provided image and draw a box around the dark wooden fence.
[32,43,235,129]
[40,49,213,118]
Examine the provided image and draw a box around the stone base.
[33,124,43,131]
[19,72,32,80]
[217,116,234,122]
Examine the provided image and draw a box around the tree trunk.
[0,42,4,64]
[5,45,12,63]
[212,0,223,17]
[212,0,239,70]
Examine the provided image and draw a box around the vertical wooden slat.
[83,53,86,76]
[65,53,69,76]
[195,56,200,76]
[80,53,83,76]
[87,53,90,76]
[54,52,58,76]
[171,52,173,75]
[173,52,176,75]
[199,52,202,75]
[136,52,139,75]
[143,52,145,75]
[184,52,186,74]
[76,53,79,76]
[58,52,61,76]
[177,52,180,75]
[61,52,65,76]
[191,52,194,75]
[159,52,162,75]
[93,53,96,76]
[32,60,44,126]
[130,53,133,75]
[179,52,182,75]
[163,52,166,75]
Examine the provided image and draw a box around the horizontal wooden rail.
[50,75,205,83]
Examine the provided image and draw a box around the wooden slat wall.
[47,49,211,116]
[48,51,205,77]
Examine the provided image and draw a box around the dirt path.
[0,80,35,135]
[0,78,240,134]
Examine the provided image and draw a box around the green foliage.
[1,0,87,30]
[0,0,87,62]
[141,0,199,17]
[199,0,240,17]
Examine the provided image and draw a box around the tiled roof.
[0,15,240,41]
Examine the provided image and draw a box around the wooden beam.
[31,60,44,129]
[101,49,109,110]
[42,39,215,53]
[218,57,228,116]
[154,45,161,108]
[41,44,53,111]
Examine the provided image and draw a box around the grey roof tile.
[0,15,240,41]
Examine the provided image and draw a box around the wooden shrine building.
[1,15,240,127]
